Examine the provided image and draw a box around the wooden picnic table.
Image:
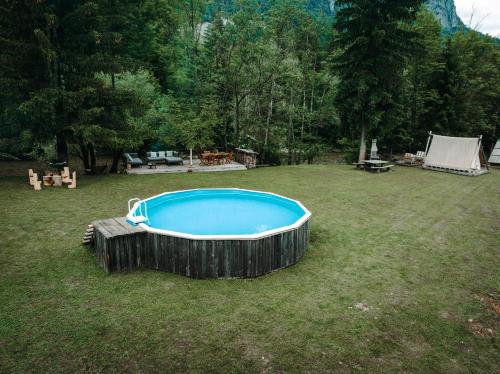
[199,151,233,166]
[353,159,394,172]
[362,160,388,166]
[363,160,393,172]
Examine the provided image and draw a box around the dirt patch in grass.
[467,292,499,337]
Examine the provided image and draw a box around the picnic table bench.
[369,164,394,172]
[354,160,394,173]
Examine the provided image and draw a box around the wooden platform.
[91,217,310,278]
[422,165,489,176]
[92,217,147,272]
[126,159,247,175]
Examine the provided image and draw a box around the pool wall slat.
[91,218,310,279]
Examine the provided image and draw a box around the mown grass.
[0,165,499,373]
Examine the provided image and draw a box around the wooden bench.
[352,162,365,169]
[368,164,394,172]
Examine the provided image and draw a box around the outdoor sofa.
[123,153,144,167]
[146,151,183,166]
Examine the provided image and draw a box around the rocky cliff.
[327,0,464,31]
[209,1,465,32]
[424,0,463,30]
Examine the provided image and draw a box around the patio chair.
[123,153,143,167]
[415,151,426,160]
[199,152,210,166]
[225,152,233,164]
[414,151,426,165]
[404,153,415,163]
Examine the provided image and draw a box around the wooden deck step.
[82,224,95,245]
[92,217,146,239]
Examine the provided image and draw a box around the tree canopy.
[0,0,498,166]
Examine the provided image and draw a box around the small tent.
[422,132,488,176]
[488,140,500,166]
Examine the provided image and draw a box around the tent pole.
[475,135,486,170]
[424,131,432,156]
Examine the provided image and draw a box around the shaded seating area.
[123,153,143,168]
[123,149,244,175]
[199,151,233,166]
[146,151,183,166]
[29,166,77,190]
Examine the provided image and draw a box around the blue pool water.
[131,189,308,236]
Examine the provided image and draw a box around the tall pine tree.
[334,0,421,161]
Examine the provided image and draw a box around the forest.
[1,0,499,170]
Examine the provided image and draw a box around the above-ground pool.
[127,189,310,239]
[93,189,311,278]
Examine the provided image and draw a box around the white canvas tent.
[423,132,488,176]
[488,140,500,165]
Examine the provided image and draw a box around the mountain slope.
[420,0,464,30]
[314,0,464,30]
[209,0,465,32]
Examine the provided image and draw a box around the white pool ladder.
[128,198,148,224]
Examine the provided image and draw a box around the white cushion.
[158,151,165,158]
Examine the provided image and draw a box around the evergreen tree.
[334,0,421,161]
[432,31,499,151]
[400,8,443,151]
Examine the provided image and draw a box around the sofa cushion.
[166,151,173,157]
[165,156,183,165]
[149,151,158,158]
[158,151,166,158]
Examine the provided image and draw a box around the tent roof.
[488,140,500,164]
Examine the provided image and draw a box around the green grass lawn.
[1,165,499,372]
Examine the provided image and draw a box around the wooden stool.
[61,167,71,183]
[28,169,35,185]
[33,173,42,191]
[68,171,77,189]
[43,175,54,187]
[52,175,63,187]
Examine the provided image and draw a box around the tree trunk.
[78,141,90,169]
[109,151,122,173]
[264,79,275,146]
[358,123,367,162]
[56,133,68,163]
[301,78,306,141]
[288,88,294,165]
[88,143,96,168]
[234,94,241,144]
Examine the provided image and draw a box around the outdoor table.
[362,160,388,166]
[52,175,63,186]
[361,160,392,172]
[200,152,229,165]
